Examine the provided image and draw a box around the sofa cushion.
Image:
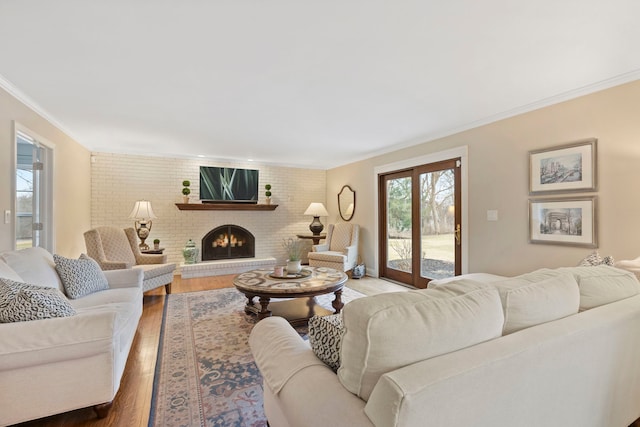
[558,265,640,310]
[308,314,344,371]
[491,273,580,334]
[491,266,640,312]
[0,261,22,282]
[338,279,504,401]
[0,278,76,323]
[54,254,109,299]
[69,287,141,309]
[0,247,63,291]
[428,273,507,288]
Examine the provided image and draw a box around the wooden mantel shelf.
[175,203,278,211]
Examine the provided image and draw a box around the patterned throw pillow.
[579,251,615,267]
[54,253,109,299]
[308,314,345,371]
[0,278,76,323]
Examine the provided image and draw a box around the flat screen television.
[199,166,259,204]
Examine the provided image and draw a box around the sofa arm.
[104,267,144,289]
[136,253,168,264]
[0,309,119,371]
[250,317,374,427]
[249,316,326,394]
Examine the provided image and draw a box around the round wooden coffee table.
[233,267,347,326]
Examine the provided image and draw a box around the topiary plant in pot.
[182,180,191,203]
[265,184,272,205]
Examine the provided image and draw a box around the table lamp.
[304,202,329,236]
[129,200,157,250]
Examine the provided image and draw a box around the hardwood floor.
[13,274,235,427]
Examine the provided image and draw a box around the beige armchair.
[84,226,176,294]
[308,223,359,273]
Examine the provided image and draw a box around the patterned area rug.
[148,286,363,427]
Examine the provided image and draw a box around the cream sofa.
[0,247,143,426]
[249,266,640,427]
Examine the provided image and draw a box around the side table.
[141,247,164,254]
[296,234,326,246]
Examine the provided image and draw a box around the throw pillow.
[579,251,615,267]
[54,254,109,299]
[0,278,76,323]
[308,314,344,371]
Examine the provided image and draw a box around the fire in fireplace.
[202,225,255,261]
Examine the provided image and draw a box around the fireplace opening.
[202,225,255,261]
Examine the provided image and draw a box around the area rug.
[148,286,363,427]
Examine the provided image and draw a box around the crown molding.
[329,69,640,169]
[0,73,82,144]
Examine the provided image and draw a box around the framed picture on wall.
[529,196,597,248]
[529,138,597,194]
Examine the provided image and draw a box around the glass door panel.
[419,168,455,280]
[380,171,413,284]
[387,176,412,273]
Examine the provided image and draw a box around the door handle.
[455,224,461,246]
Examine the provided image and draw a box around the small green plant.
[153,238,160,244]
[265,184,272,198]
[182,180,191,196]
[282,237,303,261]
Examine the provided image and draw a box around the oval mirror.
[338,185,356,221]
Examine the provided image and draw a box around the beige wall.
[0,87,91,255]
[327,80,640,277]
[90,153,326,267]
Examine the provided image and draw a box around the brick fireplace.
[181,224,275,278]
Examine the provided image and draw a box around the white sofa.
[250,266,640,427]
[0,247,143,426]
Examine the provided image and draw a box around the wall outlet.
[4,210,10,224]
[487,210,498,221]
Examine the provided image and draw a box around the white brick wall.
[90,153,326,268]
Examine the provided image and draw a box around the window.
[14,124,54,251]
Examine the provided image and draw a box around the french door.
[379,158,461,288]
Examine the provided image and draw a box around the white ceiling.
[1,1,639,169]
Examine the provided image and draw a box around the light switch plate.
[4,210,10,224]
[487,210,498,221]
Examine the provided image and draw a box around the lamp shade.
[304,203,329,217]
[128,201,157,220]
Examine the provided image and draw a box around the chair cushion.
[54,254,110,299]
[309,314,344,371]
[491,273,580,334]
[337,279,504,401]
[307,251,347,263]
[0,278,76,323]
[137,263,176,279]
